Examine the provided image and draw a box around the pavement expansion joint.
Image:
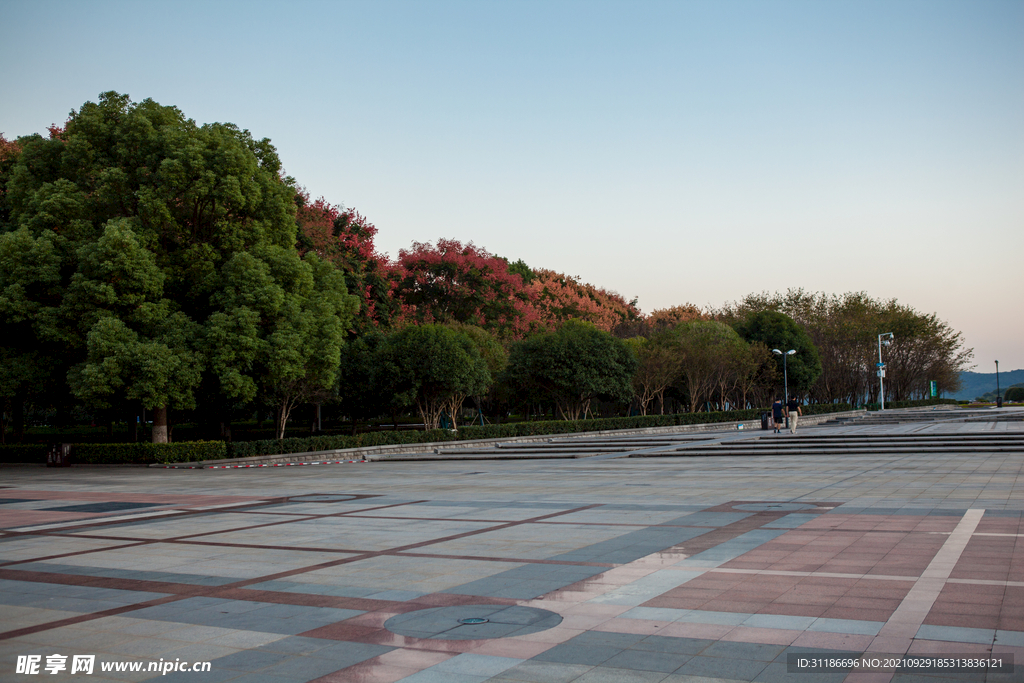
[1,409,1022,682]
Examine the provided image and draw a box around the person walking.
[771,398,785,434]
[786,395,802,434]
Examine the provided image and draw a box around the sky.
[2,0,1021,370]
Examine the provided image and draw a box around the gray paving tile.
[633,636,714,655]
[570,666,672,682]
[434,653,524,676]
[754,661,848,683]
[699,641,786,662]
[495,661,594,683]
[532,643,621,666]
[673,656,771,679]
[916,625,996,644]
[603,649,691,673]
[211,649,294,672]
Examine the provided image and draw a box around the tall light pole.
[995,360,1001,407]
[877,332,894,410]
[772,349,796,428]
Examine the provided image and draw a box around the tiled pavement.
[2,412,1024,682]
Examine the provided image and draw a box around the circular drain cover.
[385,604,561,640]
[732,503,817,512]
[288,495,358,502]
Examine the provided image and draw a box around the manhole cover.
[288,495,358,503]
[384,604,561,640]
[732,503,817,512]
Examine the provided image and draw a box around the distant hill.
[953,369,1024,401]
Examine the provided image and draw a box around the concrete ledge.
[151,409,867,468]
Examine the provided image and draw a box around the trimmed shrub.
[0,404,863,465]
[0,444,50,464]
[865,398,958,411]
[0,441,227,465]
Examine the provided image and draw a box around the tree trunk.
[152,406,169,443]
[13,393,25,443]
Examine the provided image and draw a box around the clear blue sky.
[2,0,1021,370]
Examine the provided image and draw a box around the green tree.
[663,321,748,412]
[1,92,351,441]
[1003,386,1024,402]
[445,323,508,424]
[506,320,638,420]
[388,324,492,430]
[624,336,681,415]
[207,248,356,439]
[732,310,822,397]
[336,332,413,434]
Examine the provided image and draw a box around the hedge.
[865,398,959,411]
[0,403,861,464]
[225,404,857,457]
[0,444,51,464]
[0,441,226,465]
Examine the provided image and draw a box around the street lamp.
[877,332,894,410]
[772,348,796,427]
[996,360,1001,407]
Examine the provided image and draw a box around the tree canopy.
[732,310,822,397]
[0,91,356,441]
[506,320,637,420]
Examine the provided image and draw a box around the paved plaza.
[2,408,1023,682]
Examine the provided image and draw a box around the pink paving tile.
[927,601,1002,617]
[831,596,903,611]
[519,598,570,611]
[402,638,483,654]
[906,640,992,654]
[312,663,419,683]
[560,602,632,617]
[340,612,405,628]
[299,623,385,641]
[757,602,829,617]
[792,631,874,650]
[375,649,454,668]
[643,596,710,610]
[720,626,802,646]
[467,639,556,658]
[820,607,894,623]
[0,511,119,526]
[411,593,516,607]
[592,618,673,636]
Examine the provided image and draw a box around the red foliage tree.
[293,190,398,332]
[391,239,540,339]
[526,269,642,333]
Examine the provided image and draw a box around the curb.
[152,409,867,469]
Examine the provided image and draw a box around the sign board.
[930,380,938,398]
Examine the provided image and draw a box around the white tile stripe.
[844,507,985,683]
[707,566,1024,587]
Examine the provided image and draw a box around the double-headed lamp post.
[772,349,797,426]
[878,332,894,410]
